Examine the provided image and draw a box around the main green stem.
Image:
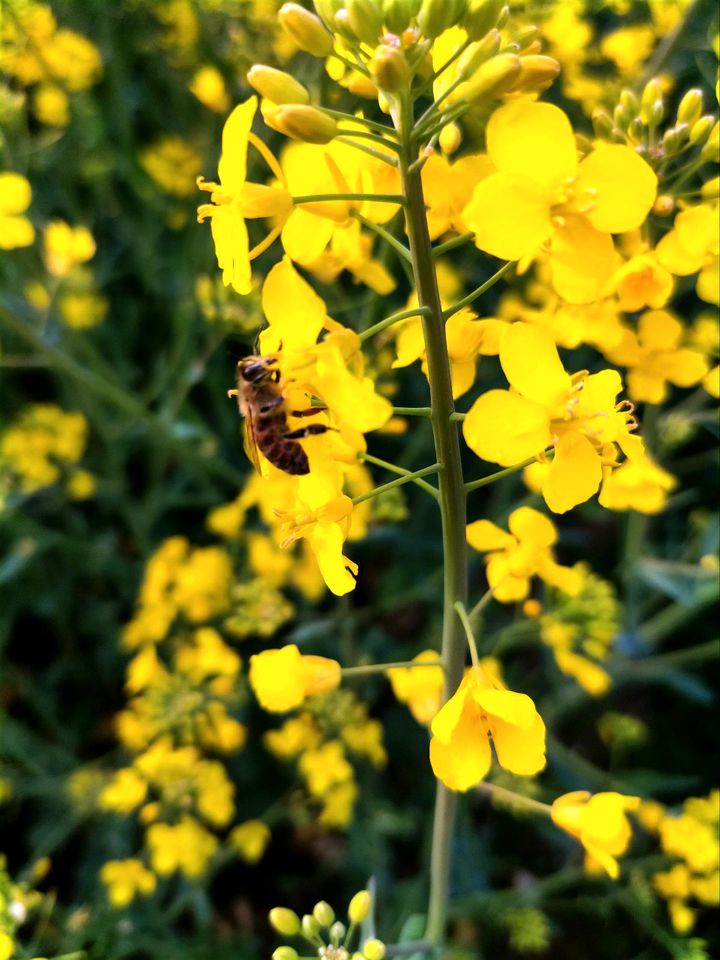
[395,95,468,949]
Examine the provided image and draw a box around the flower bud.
[619,89,639,116]
[690,114,714,145]
[439,121,462,154]
[512,24,538,52]
[647,99,664,127]
[333,8,359,41]
[418,0,467,38]
[449,52,521,103]
[700,121,719,162]
[463,0,504,40]
[592,108,614,140]
[496,3,509,28]
[677,88,703,127]
[247,65,310,105]
[653,194,675,215]
[313,901,336,927]
[701,176,719,200]
[382,0,422,34]
[264,104,338,143]
[348,890,372,923]
[363,939,386,960]
[272,949,299,960]
[457,29,500,78]
[640,78,662,121]
[613,102,631,131]
[314,0,344,27]
[330,921,347,944]
[269,908,302,937]
[509,54,560,94]
[662,124,686,156]
[279,4,334,56]
[627,117,644,145]
[369,44,410,92]
[346,0,384,44]
[302,913,321,939]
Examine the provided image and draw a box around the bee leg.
[289,406,327,418]
[283,424,332,440]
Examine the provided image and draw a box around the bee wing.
[242,408,262,474]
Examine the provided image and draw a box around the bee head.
[237,355,278,382]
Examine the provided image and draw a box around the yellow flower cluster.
[0,404,94,502]
[0,2,102,126]
[539,565,620,696]
[645,791,720,933]
[140,136,203,198]
[0,172,34,249]
[264,687,386,829]
[0,854,45,960]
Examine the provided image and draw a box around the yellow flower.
[463,101,657,303]
[299,740,353,797]
[341,719,387,767]
[264,714,322,759]
[604,311,708,404]
[656,204,720,305]
[230,820,271,864]
[99,768,148,815]
[189,65,230,113]
[100,858,156,908]
[146,816,218,877]
[463,322,641,513]
[430,667,546,792]
[44,221,95,276]
[553,650,611,697]
[600,24,655,74]
[387,650,444,726]
[611,253,674,313]
[172,545,233,622]
[551,791,640,878]
[0,932,12,960]
[421,152,493,240]
[140,136,202,197]
[659,813,720,874]
[466,506,582,602]
[66,468,96,500]
[174,627,241,682]
[319,779,358,828]
[43,28,103,90]
[58,290,108,329]
[0,172,35,249]
[33,84,69,126]
[249,644,341,713]
[197,96,292,294]
[599,450,676,514]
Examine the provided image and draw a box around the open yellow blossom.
[421,152,493,241]
[146,815,218,878]
[299,740,353,797]
[463,323,642,513]
[197,96,292,294]
[611,252,674,313]
[387,650,444,726]
[100,859,156,908]
[229,820,271,864]
[599,450,676,514]
[551,791,640,878]
[0,172,35,249]
[467,506,582,603]
[44,221,96,276]
[430,666,546,792]
[99,768,148,815]
[657,204,720,305]
[463,100,657,303]
[604,310,708,404]
[249,644,341,713]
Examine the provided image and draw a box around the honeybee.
[230,355,329,476]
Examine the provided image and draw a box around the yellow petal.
[500,323,572,408]
[315,345,393,432]
[576,145,657,233]
[464,172,553,261]
[310,520,357,596]
[474,688,537,729]
[463,390,551,467]
[430,699,492,792]
[218,97,256,193]
[508,506,557,547]
[281,207,334,264]
[543,432,602,514]
[466,519,516,552]
[430,677,472,743]
[211,205,251,294]
[261,256,326,353]
[549,215,616,304]
[0,172,32,214]
[486,100,577,188]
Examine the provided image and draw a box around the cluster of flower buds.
[592,80,719,169]
[270,891,386,960]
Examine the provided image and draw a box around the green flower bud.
[269,908,302,937]
[247,65,310,105]
[450,52,521,103]
[496,3,509,28]
[333,8,360,41]
[627,117,645,146]
[272,949,299,960]
[613,102,631,131]
[510,54,560,94]
[418,0,467,38]
[457,29,500,78]
[640,78,662,121]
[382,0,422,33]
[370,43,410,92]
[648,99,664,127]
[314,0,344,28]
[279,4,334,56]
[264,104,338,143]
[619,88,639,115]
[677,88,703,127]
[302,913,322,939]
[690,114,715,145]
[330,921,347,944]
[701,176,720,200]
[512,24,539,51]
[592,108,614,140]
[363,940,386,960]
[347,0,384,44]
[313,901,336,927]
[700,121,719,162]
[348,890,372,923]
[463,0,504,40]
